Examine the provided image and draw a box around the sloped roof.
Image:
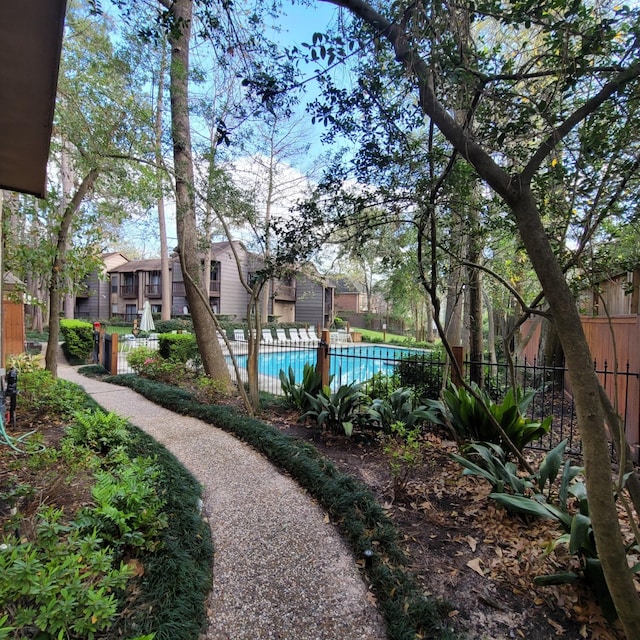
[109,258,163,274]
[0,0,67,197]
[332,275,365,294]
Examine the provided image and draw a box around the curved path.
[57,361,386,640]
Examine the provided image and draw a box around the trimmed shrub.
[158,333,198,363]
[154,318,194,334]
[60,319,94,363]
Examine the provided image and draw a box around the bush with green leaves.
[77,459,168,556]
[394,354,444,401]
[60,319,94,363]
[301,382,369,437]
[154,318,193,334]
[158,333,198,363]
[0,506,133,639]
[5,352,42,373]
[369,387,440,434]
[439,382,552,453]
[193,375,231,403]
[127,346,183,382]
[363,371,401,400]
[279,364,332,413]
[380,420,426,500]
[18,370,88,420]
[67,409,131,455]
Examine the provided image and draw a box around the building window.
[111,274,118,293]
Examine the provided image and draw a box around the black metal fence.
[114,335,638,457]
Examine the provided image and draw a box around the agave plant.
[301,382,367,437]
[441,382,551,452]
[369,387,440,433]
[279,364,333,413]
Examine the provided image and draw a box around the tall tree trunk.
[166,0,230,383]
[154,38,172,322]
[467,209,483,385]
[511,189,640,636]
[444,220,464,346]
[45,168,99,376]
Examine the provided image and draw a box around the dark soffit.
[0,0,67,198]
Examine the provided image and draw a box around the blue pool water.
[231,345,426,387]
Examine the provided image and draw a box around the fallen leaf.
[126,558,144,577]
[547,618,565,634]
[467,558,484,576]
[466,536,478,552]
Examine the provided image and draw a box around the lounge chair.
[283,328,297,343]
[276,328,290,343]
[233,329,246,342]
[302,328,319,344]
[261,328,275,344]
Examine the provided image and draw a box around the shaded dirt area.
[260,405,628,640]
[0,416,95,539]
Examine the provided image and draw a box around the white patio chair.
[303,328,319,344]
[233,329,246,342]
[276,328,290,343]
[261,328,275,344]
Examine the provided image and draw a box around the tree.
[3,3,156,374]
[314,1,640,634]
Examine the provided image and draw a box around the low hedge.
[60,319,94,363]
[102,374,457,640]
[158,333,198,362]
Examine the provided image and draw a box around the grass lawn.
[354,327,411,342]
[105,325,136,335]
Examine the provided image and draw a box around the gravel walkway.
[57,361,387,640]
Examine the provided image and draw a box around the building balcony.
[120,285,139,299]
[172,282,186,297]
[146,283,162,298]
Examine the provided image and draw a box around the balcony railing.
[146,283,162,298]
[120,284,139,299]
[210,280,220,293]
[172,282,186,297]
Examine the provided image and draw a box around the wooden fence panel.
[3,300,25,364]
[521,315,640,448]
[581,315,640,447]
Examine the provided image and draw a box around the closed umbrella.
[140,301,155,332]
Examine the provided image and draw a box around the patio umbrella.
[140,301,155,332]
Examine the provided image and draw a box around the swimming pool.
[230,344,427,388]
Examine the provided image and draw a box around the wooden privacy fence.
[520,315,640,451]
